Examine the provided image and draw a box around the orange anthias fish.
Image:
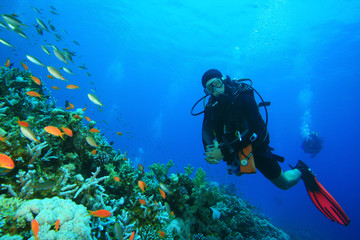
[30,75,42,85]
[5,58,10,67]
[91,149,97,155]
[73,114,82,120]
[44,126,64,140]
[0,135,7,142]
[26,91,41,98]
[129,231,135,240]
[159,188,166,199]
[89,128,100,133]
[82,107,87,112]
[54,219,60,232]
[84,116,91,122]
[158,231,165,238]
[138,180,147,192]
[17,117,29,127]
[66,84,79,89]
[62,127,73,137]
[113,176,120,182]
[0,154,15,175]
[139,199,146,205]
[21,62,29,70]
[65,103,74,110]
[52,86,60,90]
[86,209,112,218]
[116,132,123,136]
[47,75,54,79]
[31,219,39,240]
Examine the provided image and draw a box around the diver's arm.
[202,114,215,150]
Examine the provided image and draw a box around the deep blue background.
[1,0,359,239]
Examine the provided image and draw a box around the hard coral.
[14,196,91,239]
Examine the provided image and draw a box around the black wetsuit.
[202,78,283,179]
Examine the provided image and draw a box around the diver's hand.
[204,147,224,164]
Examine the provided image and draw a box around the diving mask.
[204,78,224,96]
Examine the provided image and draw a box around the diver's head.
[202,69,225,97]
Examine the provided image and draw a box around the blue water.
[1,0,360,239]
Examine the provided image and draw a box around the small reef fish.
[14,28,29,39]
[65,101,74,110]
[49,24,56,31]
[0,154,15,175]
[88,93,103,106]
[159,183,172,194]
[165,202,172,217]
[159,188,166,199]
[114,222,123,240]
[32,7,41,14]
[31,219,39,240]
[116,132,123,136]
[139,199,146,205]
[26,91,42,98]
[113,176,120,182]
[30,75,42,85]
[2,14,27,28]
[82,108,87,112]
[20,126,39,142]
[129,231,135,240]
[73,40,80,46]
[62,127,73,137]
[41,45,51,55]
[5,58,10,67]
[44,126,64,140]
[86,209,111,218]
[36,25,43,35]
[36,18,48,31]
[26,55,45,67]
[0,20,9,29]
[47,66,66,80]
[91,150,97,155]
[62,67,74,75]
[0,38,14,47]
[31,180,57,191]
[89,128,100,133]
[51,86,60,90]
[84,116,91,122]
[137,164,144,174]
[54,219,60,232]
[66,84,79,89]
[0,135,7,142]
[47,75,54,79]
[86,136,98,147]
[21,62,29,70]
[138,180,147,192]
[17,118,29,127]
[54,49,67,64]
[158,231,165,238]
[72,115,82,120]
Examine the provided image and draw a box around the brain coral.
[15,197,91,240]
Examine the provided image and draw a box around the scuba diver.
[302,131,323,158]
[191,69,350,226]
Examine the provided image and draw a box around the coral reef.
[0,67,290,239]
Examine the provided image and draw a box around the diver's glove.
[204,146,224,164]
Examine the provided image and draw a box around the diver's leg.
[270,168,302,190]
